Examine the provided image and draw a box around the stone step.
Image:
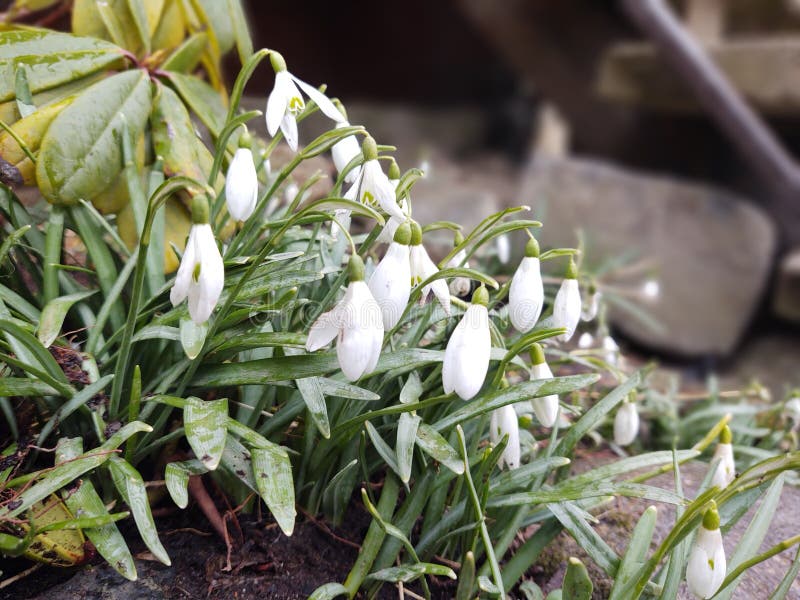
[773,246,800,321]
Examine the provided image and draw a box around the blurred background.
[243,0,800,397]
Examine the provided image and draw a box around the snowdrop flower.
[529,343,558,427]
[509,237,544,332]
[490,404,521,470]
[553,258,581,342]
[170,196,224,325]
[642,278,660,300]
[368,222,412,329]
[442,286,491,400]
[376,160,410,245]
[306,255,384,381]
[225,130,258,221]
[686,503,726,599]
[496,233,511,264]
[581,284,601,321]
[265,51,345,152]
[410,222,451,315]
[710,426,735,489]
[344,136,405,221]
[603,335,620,366]
[785,395,800,428]
[284,181,299,204]
[447,231,471,297]
[578,332,595,349]
[613,398,639,446]
[330,104,361,184]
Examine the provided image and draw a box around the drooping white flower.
[496,233,511,264]
[603,335,620,366]
[265,51,345,152]
[490,404,521,470]
[368,223,412,329]
[344,136,405,221]
[578,332,595,349]
[581,286,601,321]
[614,399,639,446]
[509,237,544,332]
[376,162,410,245]
[710,426,735,489]
[442,286,491,400]
[225,132,258,221]
[529,343,558,427]
[642,279,660,300]
[785,395,800,428]
[306,255,384,381]
[170,196,224,325]
[553,258,581,342]
[686,504,726,599]
[409,222,451,315]
[331,117,361,184]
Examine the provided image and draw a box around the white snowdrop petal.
[613,402,639,446]
[509,257,544,332]
[292,75,345,123]
[368,243,411,330]
[553,278,582,342]
[280,112,299,152]
[306,308,341,351]
[225,148,258,221]
[265,76,287,136]
[710,443,735,488]
[331,122,361,182]
[686,527,726,598]
[445,305,490,400]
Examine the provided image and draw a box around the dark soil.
[2,505,378,600]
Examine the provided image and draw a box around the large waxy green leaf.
[72,0,143,55]
[184,397,228,470]
[36,69,152,206]
[0,30,124,103]
[151,83,209,182]
[251,444,296,536]
[56,438,137,581]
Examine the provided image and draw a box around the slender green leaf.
[396,413,420,483]
[368,563,456,583]
[37,291,96,348]
[251,444,296,536]
[164,459,207,509]
[184,397,228,470]
[415,422,464,474]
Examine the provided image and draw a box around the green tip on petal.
[362,135,378,162]
[472,285,489,307]
[190,194,210,224]
[270,51,287,72]
[388,159,400,180]
[454,230,465,246]
[393,221,412,245]
[519,414,533,428]
[720,425,733,444]
[410,221,423,246]
[529,342,546,366]
[525,236,540,258]
[565,257,578,279]
[238,129,253,149]
[347,254,366,282]
[702,502,720,530]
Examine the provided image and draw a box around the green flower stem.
[457,425,505,600]
[108,176,208,419]
[43,206,64,304]
[343,475,400,598]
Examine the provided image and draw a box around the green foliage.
[0,3,797,599]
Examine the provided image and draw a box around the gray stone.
[773,247,800,322]
[718,333,800,399]
[521,157,777,357]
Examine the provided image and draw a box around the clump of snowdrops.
[0,3,799,599]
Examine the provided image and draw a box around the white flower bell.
[409,222,451,315]
[442,286,491,400]
[265,51,345,152]
[603,335,620,366]
[614,398,639,446]
[496,233,511,264]
[642,279,660,300]
[225,130,258,221]
[344,136,405,221]
[581,285,601,322]
[577,332,595,349]
[306,255,384,381]
[509,237,544,332]
[375,160,410,245]
[710,426,735,489]
[331,105,361,184]
[686,503,726,599]
[368,222,412,330]
[170,196,224,325]
[529,343,558,427]
[490,404,521,470]
[553,258,581,342]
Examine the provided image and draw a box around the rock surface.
[773,247,800,322]
[521,157,777,357]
